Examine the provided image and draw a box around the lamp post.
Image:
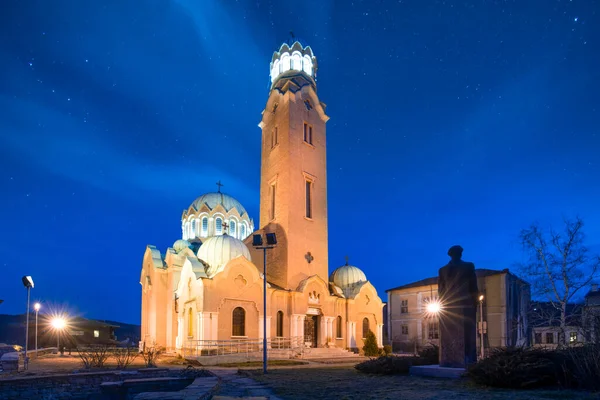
[478,294,485,360]
[34,303,41,357]
[252,232,277,374]
[21,276,35,370]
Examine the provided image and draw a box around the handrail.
[183,336,305,358]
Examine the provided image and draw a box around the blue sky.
[1,0,599,323]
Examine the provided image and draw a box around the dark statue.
[438,245,479,368]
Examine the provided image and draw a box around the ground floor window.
[570,331,578,343]
[336,316,343,338]
[276,311,284,337]
[534,332,542,344]
[401,325,408,335]
[232,307,245,336]
[362,318,370,338]
[546,332,554,344]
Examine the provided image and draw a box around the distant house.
[35,317,119,349]
[386,268,530,353]
[530,302,583,348]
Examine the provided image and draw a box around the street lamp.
[478,294,485,360]
[252,232,277,374]
[52,317,67,354]
[34,303,41,357]
[21,276,34,370]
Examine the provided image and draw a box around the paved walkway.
[209,368,283,400]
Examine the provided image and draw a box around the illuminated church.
[140,41,384,354]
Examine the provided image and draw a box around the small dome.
[189,192,248,217]
[197,234,251,277]
[330,263,367,289]
[173,239,191,252]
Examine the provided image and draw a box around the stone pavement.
[209,368,283,400]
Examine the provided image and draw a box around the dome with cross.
[197,233,252,278]
[181,181,255,242]
[329,257,368,298]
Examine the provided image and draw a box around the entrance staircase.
[298,347,366,364]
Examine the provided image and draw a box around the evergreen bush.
[362,330,379,357]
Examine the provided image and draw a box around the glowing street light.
[478,294,485,360]
[52,317,67,353]
[34,303,41,357]
[426,301,441,314]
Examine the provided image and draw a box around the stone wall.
[0,368,176,400]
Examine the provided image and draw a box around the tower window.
[271,127,278,148]
[291,51,302,71]
[270,183,276,220]
[232,307,246,336]
[201,217,208,236]
[303,123,313,145]
[215,218,223,235]
[276,311,284,337]
[305,180,312,219]
[230,220,236,238]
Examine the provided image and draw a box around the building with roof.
[530,301,583,348]
[386,268,530,353]
[140,41,384,355]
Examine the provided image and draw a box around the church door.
[304,316,318,348]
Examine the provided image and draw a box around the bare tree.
[518,216,600,345]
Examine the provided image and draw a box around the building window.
[401,325,408,335]
[291,51,302,70]
[94,330,100,338]
[305,180,312,219]
[215,217,223,235]
[546,332,554,344]
[191,220,196,237]
[232,307,245,336]
[276,311,284,337]
[362,317,370,339]
[201,217,208,236]
[270,183,276,220]
[534,332,542,344]
[428,321,439,339]
[230,220,236,238]
[400,300,408,314]
[272,127,278,148]
[336,316,343,338]
[188,308,193,337]
[303,122,313,145]
[570,332,578,343]
[240,223,246,239]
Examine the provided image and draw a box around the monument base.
[409,364,466,379]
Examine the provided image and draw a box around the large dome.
[330,264,367,290]
[190,192,248,217]
[172,239,191,252]
[197,234,252,278]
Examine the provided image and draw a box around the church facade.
[140,42,384,354]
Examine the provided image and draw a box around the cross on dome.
[222,221,229,234]
[216,180,224,193]
[345,255,349,265]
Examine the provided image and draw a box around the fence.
[182,336,305,358]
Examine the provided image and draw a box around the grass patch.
[242,366,597,400]
[216,360,308,368]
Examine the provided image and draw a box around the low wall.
[0,368,173,400]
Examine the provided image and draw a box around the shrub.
[418,344,439,364]
[562,344,600,390]
[355,356,414,375]
[141,344,163,368]
[381,345,392,356]
[467,347,566,389]
[362,330,379,357]
[77,345,112,369]
[114,346,139,369]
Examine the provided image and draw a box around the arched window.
[232,307,245,336]
[215,217,223,235]
[271,60,280,82]
[230,220,236,238]
[191,220,196,237]
[201,217,208,236]
[362,317,370,339]
[303,55,313,76]
[188,308,193,337]
[291,51,302,71]
[276,311,284,337]
[336,316,343,339]
[240,224,246,239]
[281,53,291,73]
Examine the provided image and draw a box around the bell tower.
[257,41,329,290]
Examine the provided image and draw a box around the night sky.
[1,0,599,324]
